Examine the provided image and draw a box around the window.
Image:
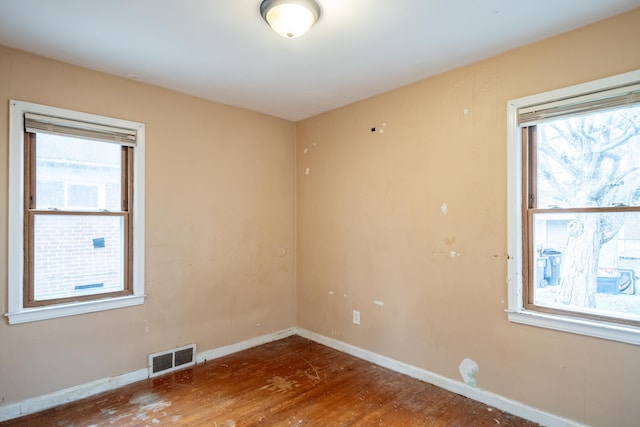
[507,71,640,344]
[7,100,145,324]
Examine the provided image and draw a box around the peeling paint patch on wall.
[459,358,479,387]
[305,168,310,175]
[441,203,448,215]
[370,123,387,134]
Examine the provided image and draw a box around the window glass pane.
[536,105,640,209]
[33,215,124,301]
[532,212,640,321]
[66,183,99,208]
[35,133,122,210]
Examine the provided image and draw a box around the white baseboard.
[0,368,148,422]
[296,328,585,427]
[0,327,297,422]
[196,327,297,363]
[0,326,583,426]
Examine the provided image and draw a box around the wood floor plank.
[0,336,539,426]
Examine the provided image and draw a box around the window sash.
[23,130,134,307]
[24,211,132,307]
[522,123,640,327]
[524,210,640,325]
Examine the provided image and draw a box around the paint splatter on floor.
[262,376,297,392]
[128,392,172,423]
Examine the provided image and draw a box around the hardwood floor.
[1,336,539,426]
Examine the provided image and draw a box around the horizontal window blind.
[25,113,137,146]
[518,83,640,126]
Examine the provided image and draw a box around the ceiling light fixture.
[260,0,321,39]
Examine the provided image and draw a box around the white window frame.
[507,70,640,346]
[6,100,146,324]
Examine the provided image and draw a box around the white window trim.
[506,70,640,346]
[6,100,146,324]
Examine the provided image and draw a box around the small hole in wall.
[371,128,376,132]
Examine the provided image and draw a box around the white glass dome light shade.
[260,0,321,39]
[266,4,314,38]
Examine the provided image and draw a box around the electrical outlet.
[353,310,360,325]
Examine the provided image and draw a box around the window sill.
[5,295,146,325]
[507,309,640,346]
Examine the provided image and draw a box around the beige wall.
[0,47,296,402]
[296,8,640,427]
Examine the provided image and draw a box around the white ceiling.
[0,0,638,121]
